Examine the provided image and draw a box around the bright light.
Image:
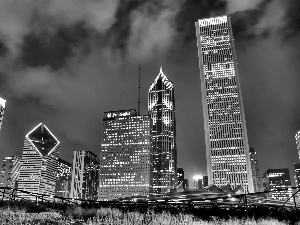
[0,97,6,108]
[193,175,203,180]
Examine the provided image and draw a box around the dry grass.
[84,208,289,225]
[0,206,292,224]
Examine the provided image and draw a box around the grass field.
[0,206,291,224]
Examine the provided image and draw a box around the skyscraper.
[249,147,262,192]
[99,109,153,200]
[55,158,72,198]
[262,168,292,201]
[18,123,60,200]
[294,130,300,193]
[294,163,300,188]
[70,150,100,201]
[0,97,6,131]
[148,67,177,193]
[195,15,254,192]
[0,156,21,188]
[295,130,300,159]
[177,168,184,186]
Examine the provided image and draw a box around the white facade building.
[195,15,254,192]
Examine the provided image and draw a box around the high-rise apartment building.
[55,158,72,198]
[195,15,254,192]
[249,147,262,192]
[18,123,60,200]
[99,109,153,200]
[148,67,177,193]
[0,97,6,131]
[70,150,100,201]
[262,168,292,201]
[0,156,21,188]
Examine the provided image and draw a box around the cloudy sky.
[0,0,298,186]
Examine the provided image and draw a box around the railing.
[0,186,299,210]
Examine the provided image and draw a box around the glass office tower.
[55,158,72,198]
[249,147,262,192]
[195,16,254,192]
[99,109,153,200]
[70,150,100,201]
[0,156,21,188]
[148,68,177,193]
[262,168,292,201]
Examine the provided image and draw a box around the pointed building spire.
[160,65,163,74]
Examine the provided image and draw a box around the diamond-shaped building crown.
[26,123,59,156]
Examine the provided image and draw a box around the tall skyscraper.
[0,97,6,131]
[195,15,254,192]
[262,168,292,201]
[99,109,153,200]
[295,130,300,159]
[18,123,60,200]
[55,158,72,198]
[148,67,177,193]
[249,147,262,192]
[70,150,100,201]
[294,130,300,193]
[0,156,21,188]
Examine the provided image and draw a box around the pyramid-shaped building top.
[149,66,173,91]
[26,123,59,156]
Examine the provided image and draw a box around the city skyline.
[0,1,298,187]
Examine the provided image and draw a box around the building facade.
[294,163,300,188]
[148,67,177,193]
[18,123,60,200]
[0,156,21,188]
[262,168,292,201]
[99,110,153,200]
[55,158,72,198]
[177,168,184,187]
[0,97,6,131]
[70,151,100,201]
[195,15,254,192]
[249,147,262,192]
[295,130,300,160]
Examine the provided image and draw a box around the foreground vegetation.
[0,200,298,224]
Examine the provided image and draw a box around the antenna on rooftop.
[138,64,141,116]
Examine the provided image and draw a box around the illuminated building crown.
[26,123,60,156]
[149,66,173,91]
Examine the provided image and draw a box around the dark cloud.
[21,23,94,70]
[0,39,8,57]
[105,0,142,52]
[176,0,227,43]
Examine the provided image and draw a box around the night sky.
[0,0,298,187]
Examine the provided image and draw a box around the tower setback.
[148,68,177,193]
